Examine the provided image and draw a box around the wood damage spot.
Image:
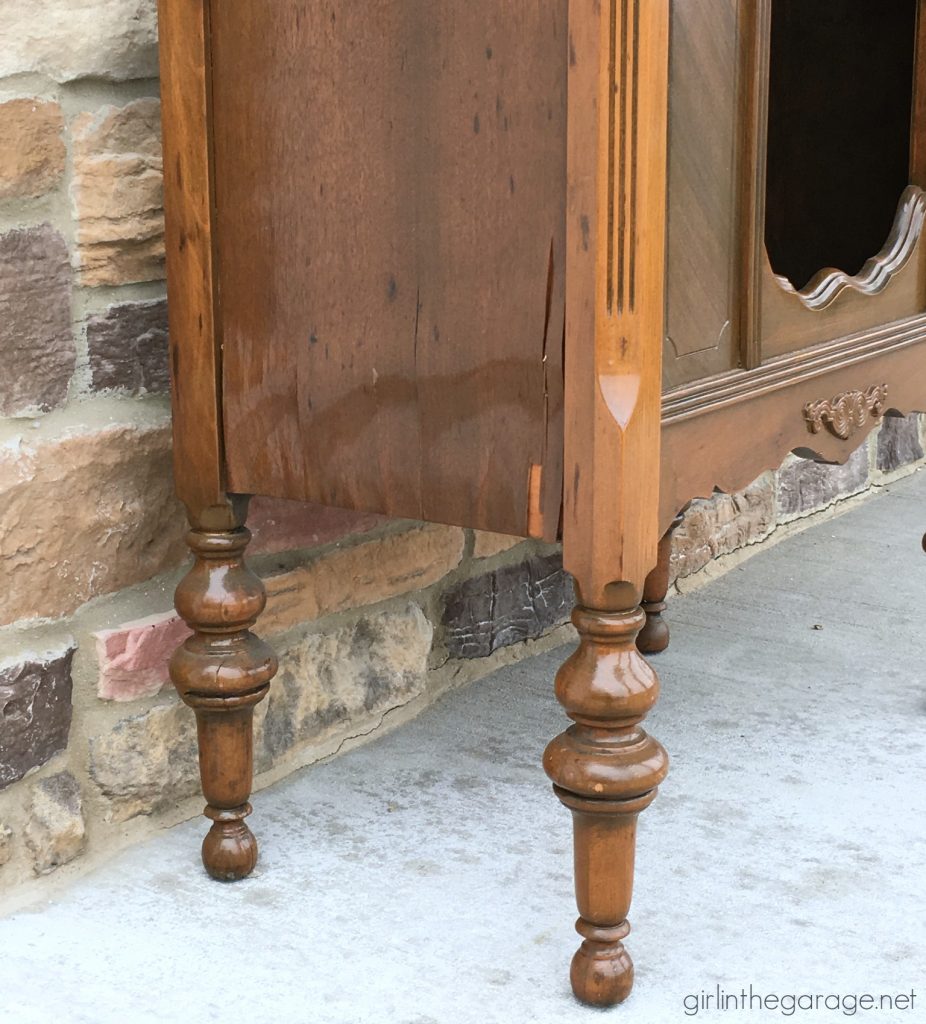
[527,462,544,538]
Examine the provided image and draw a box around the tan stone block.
[88,701,198,822]
[671,473,776,581]
[472,530,522,559]
[0,822,13,869]
[0,0,158,83]
[261,524,464,635]
[89,606,432,819]
[24,772,86,875]
[258,606,432,769]
[0,99,66,199]
[71,99,164,287]
[0,423,186,626]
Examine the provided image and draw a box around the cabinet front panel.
[663,0,743,389]
[659,0,926,528]
[212,2,567,538]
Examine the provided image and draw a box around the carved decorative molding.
[803,383,888,440]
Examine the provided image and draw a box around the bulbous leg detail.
[170,514,277,881]
[544,604,668,1006]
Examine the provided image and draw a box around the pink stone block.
[94,611,191,702]
[248,497,385,555]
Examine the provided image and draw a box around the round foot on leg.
[637,603,669,654]
[569,920,635,1006]
[202,805,258,881]
[570,942,634,1006]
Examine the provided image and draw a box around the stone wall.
[1,4,924,904]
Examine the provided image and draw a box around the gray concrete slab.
[2,473,925,1024]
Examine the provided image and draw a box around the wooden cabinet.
[158,0,925,1006]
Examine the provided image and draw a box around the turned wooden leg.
[544,599,668,1006]
[170,503,277,881]
[637,512,683,655]
[553,0,669,1000]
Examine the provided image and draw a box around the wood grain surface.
[211,2,567,539]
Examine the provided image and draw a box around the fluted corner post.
[544,598,668,1005]
[638,511,684,654]
[170,498,277,881]
[558,0,670,1005]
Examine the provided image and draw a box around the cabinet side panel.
[663,0,741,389]
[213,3,422,517]
[414,5,567,537]
[212,2,567,538]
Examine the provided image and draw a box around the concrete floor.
[2,473,925,1024]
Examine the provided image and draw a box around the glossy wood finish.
[210,2,567,540]
[758,195,926,359]
[544,606,668,1005]
[159,1,926,547]
[158,0,279,876]
[170,499,277,880]
[544,0,670,1005]
[914,0,926,185]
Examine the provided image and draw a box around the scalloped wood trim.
[775,186,926,310]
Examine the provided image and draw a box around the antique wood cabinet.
[158,0,926,1007]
